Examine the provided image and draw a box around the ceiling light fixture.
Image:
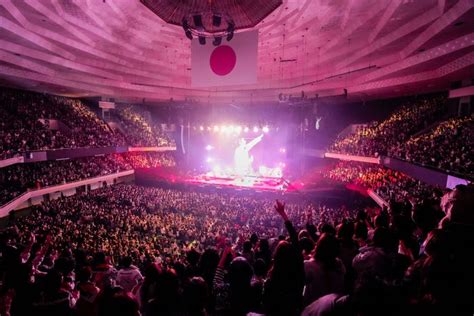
[181,12,235,45]
[213,36,222,46]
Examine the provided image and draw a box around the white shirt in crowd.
[116,265,144,292]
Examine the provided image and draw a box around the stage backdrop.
[191,30,258,87]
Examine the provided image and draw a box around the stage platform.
[187,174,293,192]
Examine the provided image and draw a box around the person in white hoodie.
[116,256,143,293]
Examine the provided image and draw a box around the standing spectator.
[75,266,100,316]
[263,201,305,316]
[116,256,143,293]
[303,233,346,306]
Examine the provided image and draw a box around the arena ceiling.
[0,0,473,104]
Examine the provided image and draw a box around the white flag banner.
[191,30,258,87]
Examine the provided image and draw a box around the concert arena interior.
[1,0,474,315]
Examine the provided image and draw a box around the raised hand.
[218,246,234,268]
[274,200,289,221]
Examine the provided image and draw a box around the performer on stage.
[234,134,263,176]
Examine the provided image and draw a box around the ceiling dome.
[140,0,282,32]
[0,0,472,104]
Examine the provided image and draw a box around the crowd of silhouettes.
[1,182,473,316]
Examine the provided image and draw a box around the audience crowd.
[0,89,175,160]
[114,152,176,169]
[325,161,443,204]
[329,95,448,157]
[1,88,473,316]
[0,89,127,159]
[1,182,473,316]
[329,95,474,178]
[0,152,175,206]
[0,156,131,206]
[390,115,474,177]
[113,105,175,148]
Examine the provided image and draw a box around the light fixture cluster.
[182,13,235,46]
[196,125,270,134]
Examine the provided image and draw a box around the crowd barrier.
[324,152,381,164]
[128,146,177,152]
[0,156,24,168]
[367,189,389,208]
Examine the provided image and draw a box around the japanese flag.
[191,30,258,87]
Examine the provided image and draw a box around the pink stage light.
[213,126,219,132]
[262,126,269,133]
[244,127,249,133]
[205,145,213,151]
[206,157,213,163]
[279,147,286,153]
[253,126,259,133]
[199,126,204,131]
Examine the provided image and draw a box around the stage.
[187,173,293,192]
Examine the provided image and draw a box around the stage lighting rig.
[181,13,235,46]
[213,36,222,46]
[226,22,235,41]
[141,0,282,45]
[212,14,221,27]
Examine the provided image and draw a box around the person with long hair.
[303,233,346,306]
[213,247,253,315]
[263,200,305,316]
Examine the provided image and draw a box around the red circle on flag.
[209,45,236,76]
